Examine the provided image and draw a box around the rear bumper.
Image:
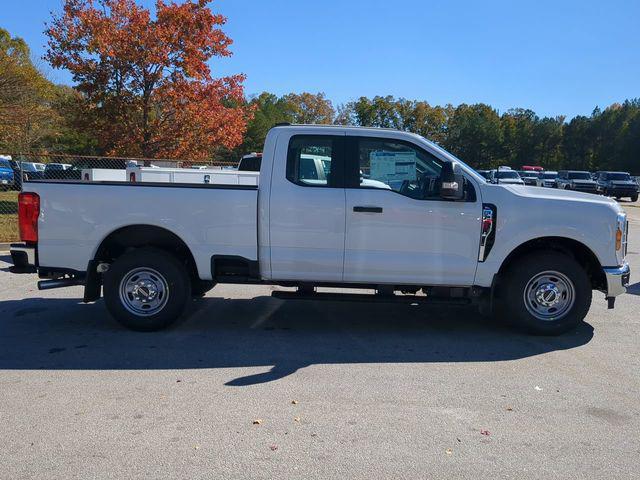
[9,243,37,273]
[603,263,630,298]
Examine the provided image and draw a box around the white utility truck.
[10,125,630,335]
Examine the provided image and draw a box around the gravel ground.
[0,205,639,479]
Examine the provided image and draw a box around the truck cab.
[10,125,631,335]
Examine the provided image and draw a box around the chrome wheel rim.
[119,267,169,317]
[523,270,575,321]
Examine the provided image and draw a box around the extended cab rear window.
[286,135,343,188]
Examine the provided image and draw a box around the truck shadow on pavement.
[626,282,640,296]
[0,294,594,385]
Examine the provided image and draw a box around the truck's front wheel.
[499,252,592,335]
[103,248,191,331]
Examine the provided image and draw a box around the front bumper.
[605,188,638,197]
[571,185,598,193]
[603,263,630,298]
[9,243,37,273]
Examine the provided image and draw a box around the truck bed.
[25,181,258,280]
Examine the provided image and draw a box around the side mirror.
[440,162,465,200]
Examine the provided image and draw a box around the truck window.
[354,137,444,200]
[286,136,341,187]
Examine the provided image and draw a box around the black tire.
[103,247,191,331]
[498,252,592,336]
[191,280,216,297]
[631,194,638,202]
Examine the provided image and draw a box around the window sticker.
[370,151,417,184]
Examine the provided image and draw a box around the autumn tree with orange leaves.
[45,0,252,159]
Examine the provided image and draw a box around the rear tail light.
[129,172,136,182]
[18,192,40,243]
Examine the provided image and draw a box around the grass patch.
[0,190,19,243]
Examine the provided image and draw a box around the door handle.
[353,206,383,213]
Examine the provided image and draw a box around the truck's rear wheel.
[103,248,191,331]
[631,194,638,202]
[499,252,592,335]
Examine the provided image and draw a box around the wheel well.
[498,237,606,290]
[94,225,199,284]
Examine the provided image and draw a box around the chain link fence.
[0,153,243,243]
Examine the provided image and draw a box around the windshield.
[496,171,521,179]
[542,172,558,179]
[35,164,45,171]
[568,172,591,180]
[607,173,631,181]
[21,163,36,172]
[520,171,540,178]
[46,164,65,170]
[0,160,11,169]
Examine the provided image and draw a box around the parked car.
[43,163,73,180]
[21,162,46,181]
[476,170,492,181]
[536,171,559,188]
[0,156,23,190]
[555,171,598,193]
[491,168,525,185]
[595,171,639,201]
[517,170,541,186]
[521,165,544,172]
[42,159,127,181]
[0,157,15,190]
[238,153,262,172]
[9,125,630,336]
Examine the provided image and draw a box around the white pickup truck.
[10,125,630,335]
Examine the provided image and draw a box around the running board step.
[271,291,471,305]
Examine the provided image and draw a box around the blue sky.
[3,0,639,118]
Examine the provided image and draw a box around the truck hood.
[570,179,597,185]
[502,184,621,208]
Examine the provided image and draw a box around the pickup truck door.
[268,133,347,282]
[342,134,482,286]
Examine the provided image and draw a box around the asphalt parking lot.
[0,205,639,479]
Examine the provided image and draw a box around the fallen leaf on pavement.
[446,448,453,455]
[270,444,278,451]
[535,386,543,391]
[291,400,298,405]
[480,430,490,436]
[253,419,262,425]
[294,417,301,422]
